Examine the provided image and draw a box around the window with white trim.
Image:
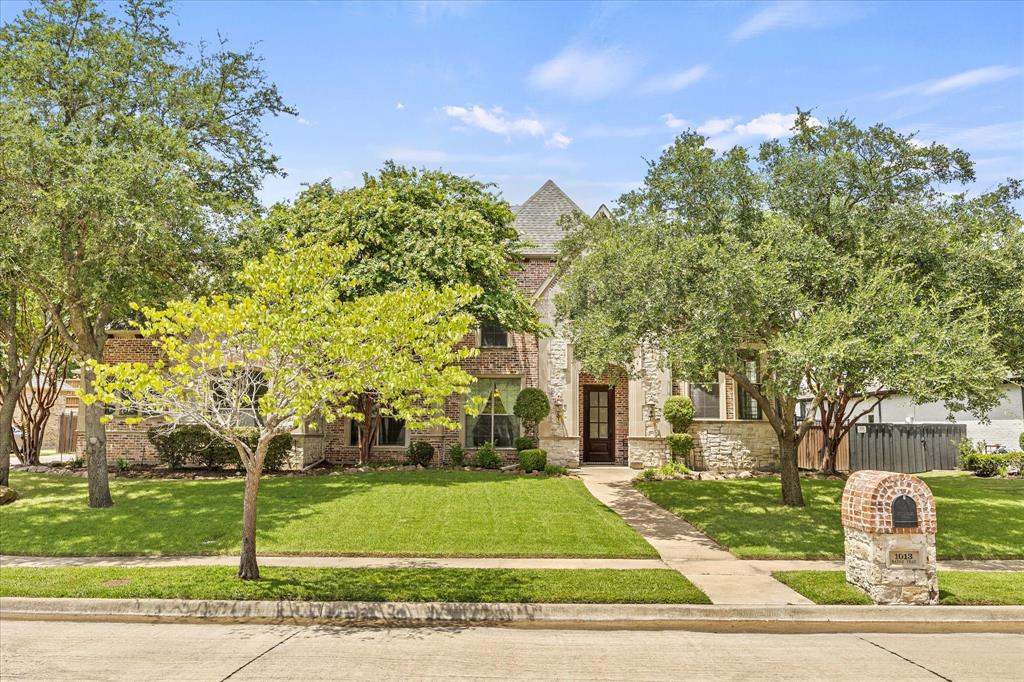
[480,323,509,348]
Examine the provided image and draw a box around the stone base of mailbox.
[844,528,938,605]
[841,470,940,606]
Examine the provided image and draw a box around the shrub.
[230,428,293,471]
[1020,432,1024,452]
[514,388,550,436]
[447,443,466,467]
[514,435,537,452]
[656,460,690,478]
[544,464,568,476]
[475,442,501,469]
[639,467,658,480]
[148,425,218,469]
[407,441,435,467]
[663,396,694,433]
[666,432,693,462]
[518,448,547,472]
[957,437,977,463]
[962,452,1024,477]
[116,458,132,472]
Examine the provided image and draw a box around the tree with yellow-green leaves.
[87,239,480,580]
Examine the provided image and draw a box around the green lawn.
[773,570,1024,605]
[636,472,1023,560]
[0,566,708,603]
[0,471,656,558]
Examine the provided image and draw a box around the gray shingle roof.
[513,180,586,256]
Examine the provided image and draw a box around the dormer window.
[480,323,508,348]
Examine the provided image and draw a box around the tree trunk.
[778,432,805,507]
[818,438,839,476]
[356,394,378,466]
[81,367,113,508]
[0,397,17,488]
[238,465,262,580]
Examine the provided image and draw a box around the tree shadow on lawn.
[1,470,648,558]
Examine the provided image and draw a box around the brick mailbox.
[841,470,938,605]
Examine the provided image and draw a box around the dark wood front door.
[583,386,614,463]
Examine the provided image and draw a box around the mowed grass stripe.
[0,566,710,604]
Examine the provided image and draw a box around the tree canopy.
[557,112,1022,505]
[0,0,293,506]
[88,238,480,579]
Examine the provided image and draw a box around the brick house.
[85,180,779,470]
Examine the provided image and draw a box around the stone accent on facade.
[689,420,778,471]
[841,471,939,605]
[544,336,572,437]
[539,435,580,467]
[638,341,664,437]
[627,437,670,469]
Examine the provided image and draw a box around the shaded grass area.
[0,471,656,558]
[773,570,1024,606]
[636,472,1023,560]
[0,566,709,604]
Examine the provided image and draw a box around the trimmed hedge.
[514,435,537,452]
[961,451,1024,477]
[407,441,435,467]
[148,425,292,471]
[663,396,694,433]
[518,448,547,472]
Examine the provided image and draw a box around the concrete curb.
[3,598,1022,633]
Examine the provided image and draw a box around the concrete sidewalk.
[579,466,814,605]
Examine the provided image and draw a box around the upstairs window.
[737,358,762,420]
[689,378,721,419]
[480,323,509,348]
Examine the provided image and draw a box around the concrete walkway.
[578,466,815,605]
[0,555,665,570]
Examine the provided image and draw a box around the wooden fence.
[797,423,964,473]
[57,412,77,454]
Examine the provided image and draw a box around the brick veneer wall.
[841,470,937,535]
[578,372,629,465]
[512,257,555,294]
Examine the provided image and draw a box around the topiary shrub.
[515,435,537,452]
[663,396,694,433]
[475,441,501,469]
[666,432,693,461]
[514,388,550,437]
[518,448,547,472]
[447,442,466,467]
[407,441,435,467]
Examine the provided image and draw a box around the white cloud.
[546,131,573,149]
[396,102,405,110]
[698,112,820,151]
[696,117,737,135]
[731,1,864,43]
[639,65,710,94]
[922,66,1022,95]
[661,113,689,129]
[528,46,642,99]
[443,105,546,138]
[880,66,1023,99]
[296,117,311,126]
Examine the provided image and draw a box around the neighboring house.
[870,383,1023,451]
[13,379,76,453]
[83,180,779,470]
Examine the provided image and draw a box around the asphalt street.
[1,619,1021,680]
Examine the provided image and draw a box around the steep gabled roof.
[513,180,586,256]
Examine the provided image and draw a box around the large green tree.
[89,239,480,579]
[0,0,293,506]
[244,163,539,463]
[557,113,1021,505]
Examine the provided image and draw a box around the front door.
[583,386,614,463]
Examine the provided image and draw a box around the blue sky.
[3,0,1023,212]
